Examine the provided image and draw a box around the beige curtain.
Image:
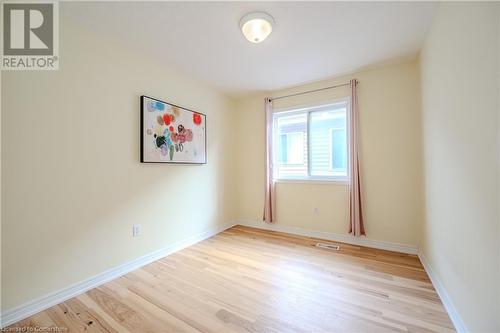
[263,98,276,223]
[349,79,365,236]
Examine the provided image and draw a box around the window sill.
[275,178,349,186]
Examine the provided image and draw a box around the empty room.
[1,1,499,333]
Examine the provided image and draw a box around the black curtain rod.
[270,81,356,102]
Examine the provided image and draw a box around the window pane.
[286,132,304,164]
[310,106,347,177]
[332,128,347,171]
[279,134,287,163]
[275,112,307,178]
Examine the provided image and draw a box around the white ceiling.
[66,2,437,96]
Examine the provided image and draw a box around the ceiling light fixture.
[239,12,275,43]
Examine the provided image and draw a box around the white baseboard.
[418,251,468,333]
[0,221,236,328]
[236,220,418,255]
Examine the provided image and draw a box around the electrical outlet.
[314,207,319,215]
[132,224,141,237]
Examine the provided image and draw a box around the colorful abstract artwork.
[141,96,206,164]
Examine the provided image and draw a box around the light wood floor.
[9,226,455,332]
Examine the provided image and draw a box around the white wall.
[1,3,236,311]
[235,60,423,248]
[420,2,500,332]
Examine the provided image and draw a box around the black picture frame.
[140,95,207,164]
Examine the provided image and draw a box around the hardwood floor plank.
[7,226,455,332]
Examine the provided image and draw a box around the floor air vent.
[315,242,340,251]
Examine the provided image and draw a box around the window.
[273,100,349,181]
[279,132,304,164]
[331,127,347,171]
[274,112,308,178]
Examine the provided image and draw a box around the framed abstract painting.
[141,95,207,164]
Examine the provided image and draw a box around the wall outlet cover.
[132,224,141,237]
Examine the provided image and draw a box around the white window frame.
[272,98,350,184]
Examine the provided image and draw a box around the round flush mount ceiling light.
[239,12,275,43]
